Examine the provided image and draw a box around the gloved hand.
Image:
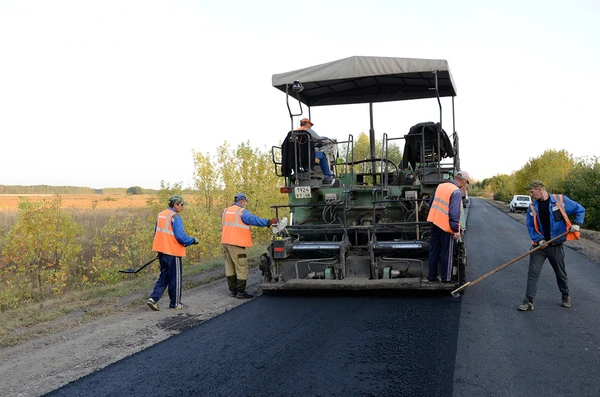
[537,239,546,246]
[267,218,278,227]
[192,237,199,245]
[570,224,580,232]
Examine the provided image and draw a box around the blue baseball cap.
[234,193,248,202]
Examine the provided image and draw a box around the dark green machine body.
[262,56,468,291]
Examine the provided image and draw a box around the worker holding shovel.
[518,180,586,311]
[147,195,199,311]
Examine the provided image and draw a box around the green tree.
[191,141,287,255]
[220,141,286,242]
[340,132,403,180]
[514,149,574,194]
[192,151,218,213]
[126,186,144,195]
[1,198,82,298]
[487,174,513,202]
[563,156,600,230]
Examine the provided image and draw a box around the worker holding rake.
[147,195,199,311]
[518,180,585,311]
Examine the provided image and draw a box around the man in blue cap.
[221,193,278,298]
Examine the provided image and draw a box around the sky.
[1,0,598,190]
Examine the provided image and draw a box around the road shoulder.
[0,266,263,397]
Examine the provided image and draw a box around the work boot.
[236,291,254,299]
[236,280,254,299]
[518,299,534,311]
[561,295,571,308]
[227,276,238,297]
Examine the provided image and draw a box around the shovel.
[450,231,569,297]
[119,255,159,274]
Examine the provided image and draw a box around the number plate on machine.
[294,186,312,199]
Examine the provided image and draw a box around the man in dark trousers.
[426,171,470,283]
[221,193,277,299]
[518,180,585,311]
[147,195,198,311]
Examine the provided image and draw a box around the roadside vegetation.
[0,141,286,314]
[0,140,598,346]
[468,150,600,230]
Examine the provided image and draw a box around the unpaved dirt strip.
[0,268,263,397]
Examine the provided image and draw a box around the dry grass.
[0,258,234,348]
[0,194,152,210]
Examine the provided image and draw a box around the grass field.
[0,194,153,210]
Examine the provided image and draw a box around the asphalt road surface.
[47,198,600,397]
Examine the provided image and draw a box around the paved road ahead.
[48,199,600,397]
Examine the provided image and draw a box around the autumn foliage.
[0,141,287,311]
[469,150,599,230]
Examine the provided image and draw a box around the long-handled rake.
[450,231,569,297]
[119,255,159,274]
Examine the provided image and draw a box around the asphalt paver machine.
[261,56,467,292]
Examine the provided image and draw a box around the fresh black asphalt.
[47,290,461,397]
[46,198,600,397]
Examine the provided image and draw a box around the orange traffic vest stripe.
[529,194,580,243]
[221,205,253,248]
[152,209,186,256]
[427,182,460,233]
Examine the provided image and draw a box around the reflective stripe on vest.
[427,182,459,233]
[152,209,186,256]
[221,205,253,248]
[529,194,579,244]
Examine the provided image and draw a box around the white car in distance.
[510,195,532,212]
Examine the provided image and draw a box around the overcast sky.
[1,0,598,190]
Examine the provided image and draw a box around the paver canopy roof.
[272,56,456,107]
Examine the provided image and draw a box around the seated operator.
[298,118,334,184]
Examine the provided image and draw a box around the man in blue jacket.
[147,195,198,311]
[221,193,277,299]
[518,180,586,311]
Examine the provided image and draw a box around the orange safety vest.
[427,182,460,233]
[152,209,186,257]
[529,194,580,243]
[221,205,253,248]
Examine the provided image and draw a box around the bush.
[127,186,144,195]
[563,157,600,230]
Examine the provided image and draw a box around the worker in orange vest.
[147,195,198,311]
[426,170,470,283]
[221,193,277,299]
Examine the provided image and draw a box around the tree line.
[468,149,599,230]
[0,185,160,195]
